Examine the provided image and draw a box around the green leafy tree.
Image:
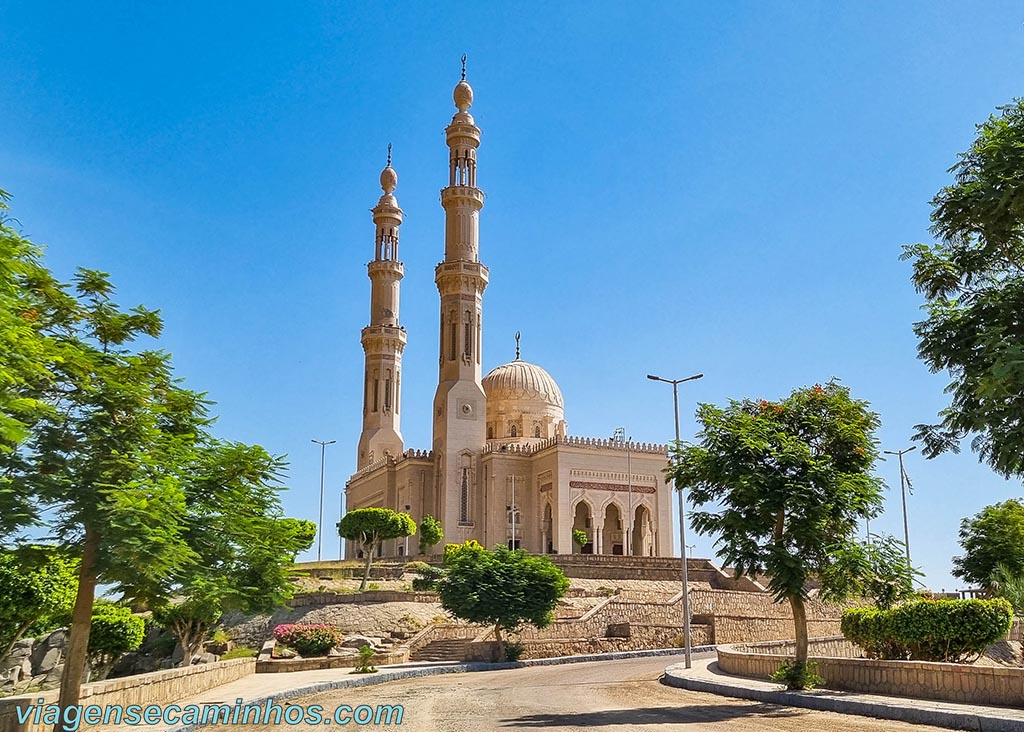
[152,445,316,666]
[820,534,920,610]
[87,604,145,679]
[989,563,1024,614]
[418,515,444,555]
[437,544,569,659]
[953,499,1024,587]
[900,99,1024,478]
[670,381,884,687]
[338,508,415,590]
[0,547,78,659]
[572,529,589,550]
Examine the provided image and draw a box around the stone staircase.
[409,638,472,662]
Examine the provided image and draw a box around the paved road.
[244,654,943,732]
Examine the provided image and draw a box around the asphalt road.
[263,653,944,732]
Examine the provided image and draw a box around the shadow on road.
[500,702,801,726]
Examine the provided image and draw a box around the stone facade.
[719,637,1024,709]
[0,658,254,732]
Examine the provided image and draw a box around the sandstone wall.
[0,659,254,732]
[718,637,1023,708]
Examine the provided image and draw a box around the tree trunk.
[789,595,809,665]
[360,541,374,591]
[1,619,34,662]
[57,526,100,718]
[493,625,504,661]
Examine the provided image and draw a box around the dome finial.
[461,53,467,81]
[515,330,521,360]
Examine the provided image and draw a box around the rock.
[159,659,175,669]
[44,663,63,685]
[21,659,32,678]
[274,646,298,659]
[33,647,62,675]
[9,638,34,659]
[341,635,383,650]
[45,630,66,648]
[194,653,218,665]
[170,642,184,665]
[1,666,20,686]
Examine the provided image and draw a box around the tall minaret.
[432,59,489,534]
[357,147,406,468]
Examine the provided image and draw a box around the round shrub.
[89,605,145,662]
[842,598,1013,663]
[272,623,341,657]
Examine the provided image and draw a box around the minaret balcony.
[440,186,485,208]
[367,260,404,276]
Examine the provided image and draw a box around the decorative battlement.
[440,186,485,207]
[481,434,669,457]
[349,447,434,482]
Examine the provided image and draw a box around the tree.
[437,543,569,659]
[901,99,1024,478]
[338,508,415,590]
[989,564,1024,615]
[0,547,78,659]
[953,498,1024,587]
[0,194,307,709]
[819,534,919,610]
[418,515,443,555]
[151,444,316,666]
[87,604,144,680]
[572,529,589,551]
[670,381,884,688]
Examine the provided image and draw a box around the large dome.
[483,359,564,409]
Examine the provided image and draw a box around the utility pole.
[883,446,916,564]
[311,439,336,562]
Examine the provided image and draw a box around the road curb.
[173,647,711,731]
[661,664,1021,732]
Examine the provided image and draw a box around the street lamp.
[883,445,916,564]
[647,372,703,669]
[311,439,336,562]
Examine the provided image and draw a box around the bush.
[842,598,1013,663]
[220,646,256,659]
[770,660,822,690]
[572,529,589,548]
[272,623,342,657]
[503,641,524,661]
[409,563,445,592]
[89,605,145,664]
[352,644,377,673]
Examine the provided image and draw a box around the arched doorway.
[542,503,554,553]
[603,503,623,555]
[632,504,651,556]
[572,501,593,554]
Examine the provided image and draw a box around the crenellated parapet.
[481,434,669,457]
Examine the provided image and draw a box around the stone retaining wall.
[0,659,254,732]
[547,556,763,590]
[718,637,1024,709]
[288,590,437,607]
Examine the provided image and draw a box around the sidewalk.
[663,656,1024,732]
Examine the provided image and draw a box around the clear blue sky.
[2,2,1022,590]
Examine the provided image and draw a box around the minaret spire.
[432,61,489,538]
[357,151,407,468]
[515,331,521,360]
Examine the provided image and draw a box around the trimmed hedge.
[842,597,1013,663]
[273,623,342,657]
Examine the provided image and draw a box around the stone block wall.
[288,590,437,607]
[718,637,1024,708]
[0,659,254,732]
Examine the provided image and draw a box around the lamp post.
[883,446,916,564]
[647,372,703,669]
[311,439,336,562]
[404,504,412,557]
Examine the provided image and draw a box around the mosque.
[344,66,675,559]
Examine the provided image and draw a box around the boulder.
[341,635,383,650]
[45,630,67,649]
[33,647,62,676]
[44,663,63,685]
[1,665,21,687]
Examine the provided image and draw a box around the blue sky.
[2,2,1022,589]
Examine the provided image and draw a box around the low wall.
[547,555,763,590]
[690,589,849,644]
[718,637,1024,709]
[0,658,254,732]
[256,650,406,673]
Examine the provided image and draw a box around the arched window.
[464,310,472,357]
[449,310,457,361]
[460,467,470,523]
[487,426,494,440]
[510,424,518,438]
[384,369,392,411]
[534,424,542,438]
